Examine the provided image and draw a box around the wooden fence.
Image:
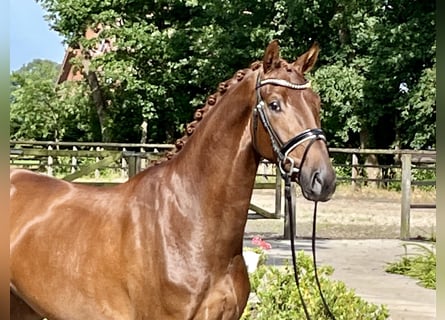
[329,148,436,239]
[10,141,436,239]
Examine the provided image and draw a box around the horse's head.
[251,40,336,202]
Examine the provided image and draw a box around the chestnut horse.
[10,40,336,320]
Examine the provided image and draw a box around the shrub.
[241,251,389,319]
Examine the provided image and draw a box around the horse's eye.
[269,101,281,112]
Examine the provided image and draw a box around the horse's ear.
[294,42,320,74]
[262,40,281,74]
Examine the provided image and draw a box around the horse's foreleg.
[227,254,250,319]
[10,290,43,320]
[194,255,250,320]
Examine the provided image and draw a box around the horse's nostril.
[301,167,336,202]
[311,171,323,194]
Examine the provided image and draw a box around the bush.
[386,243,436,289]
[411,167,436,192]
[241,251,389,320]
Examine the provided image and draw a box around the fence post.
[127,153,137,178]
[400,153,412,240]
[351,153,359,191]
[47,145,53,176]
[140,146,147,170]
[283,181,296,240]
[121,147,128,179]
[71,146,77,173]
[95,146,101,179]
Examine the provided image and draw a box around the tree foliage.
[10,59,99,141]
[11,59,64,141]
[12,0,435,150]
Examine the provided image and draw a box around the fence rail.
[10,141,436,239]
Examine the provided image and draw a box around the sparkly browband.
[256,78,311,90]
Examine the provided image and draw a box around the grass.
[385,242,436,289]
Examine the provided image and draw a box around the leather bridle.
[252,73,327,178]
[251,72,337,320]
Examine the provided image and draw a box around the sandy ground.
[246,185,436,239]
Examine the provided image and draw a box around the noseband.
[252,74,327,178]
[252,73,337,320]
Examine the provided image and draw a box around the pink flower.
[252,236,271,250]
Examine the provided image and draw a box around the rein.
[253,73,336,320]
[283,148,336,320]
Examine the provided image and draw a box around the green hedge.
[241,251,389,319]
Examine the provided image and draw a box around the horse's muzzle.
[299,167,336,202]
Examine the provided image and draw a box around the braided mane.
[163,60,264,160]
[156,57,293,162]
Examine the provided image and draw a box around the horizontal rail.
[329,148,436,156]
[10,140,175,149]
[10,142,436,156]
[410,203,436,209]
[10,148,122,158]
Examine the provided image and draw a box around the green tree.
[398,61,436,149]
[311,0,435,150]
[10,59,99,141]
[11,59,63,140]
[33,0,435,150]
[36,0,284,142]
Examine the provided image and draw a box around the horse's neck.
[175,74,260,201]
[155,72,260,246]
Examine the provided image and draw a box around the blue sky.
[10,0,66,71]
